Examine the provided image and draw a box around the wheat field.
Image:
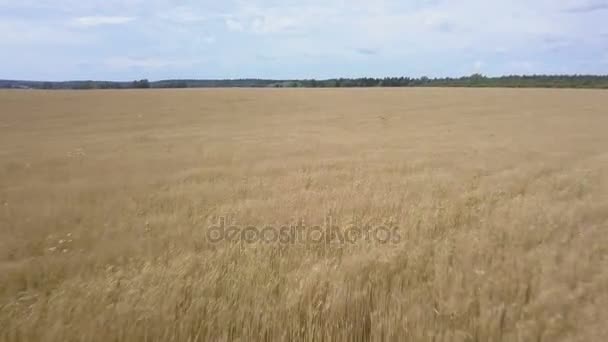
[1,88,607,341]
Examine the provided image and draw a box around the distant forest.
[2,74,608,89]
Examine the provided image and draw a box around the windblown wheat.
[1,88,607,341]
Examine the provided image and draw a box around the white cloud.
[508,61,535,73]
[2,0,607,79]
[72,16,135,28]
[250,15,296,34]
[0,19,89,45]
[202,36,216,44]
[0,0,147,14]
[564,0,608,13]
[223,2,335,35]
[225,14,297,34]
[104,57,196,69]
[157,6,214,23]
[225,18,245,32]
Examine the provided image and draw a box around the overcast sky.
[1,0,607,80]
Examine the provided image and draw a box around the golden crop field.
[1,88,607,341]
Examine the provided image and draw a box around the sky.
[1,0,607,80]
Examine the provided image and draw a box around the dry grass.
[1,88,607,341]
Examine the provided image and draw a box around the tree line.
[2,74,607,89]
[276,74,608,89]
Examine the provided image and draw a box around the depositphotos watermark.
[206,217,401,245]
